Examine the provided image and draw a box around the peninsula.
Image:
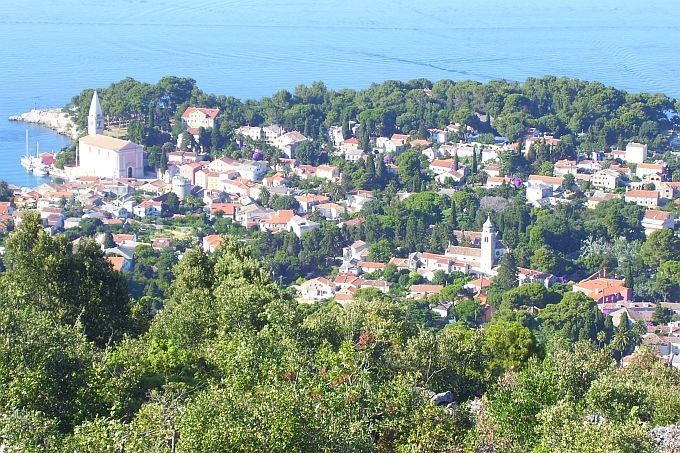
[9,108,80,139]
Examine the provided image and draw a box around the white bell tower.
[88,90,104,136]
[480,215,497,273]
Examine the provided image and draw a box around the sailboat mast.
[25,129,28,157]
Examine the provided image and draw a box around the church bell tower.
[88,90,104,136]
[480,215,497,274]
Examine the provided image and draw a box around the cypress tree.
[472,145,478,173]
[376,155,387,188]
[495,252,518,290]
[365,153,376,189]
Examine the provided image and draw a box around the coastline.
[8,108,79,140]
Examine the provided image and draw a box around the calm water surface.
[1,0,679,186]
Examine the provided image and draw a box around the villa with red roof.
[181,107,220,131]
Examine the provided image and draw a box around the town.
[3,78,678,376]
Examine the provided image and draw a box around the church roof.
[79,134,141,151]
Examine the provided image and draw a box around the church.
[75,91,144,179]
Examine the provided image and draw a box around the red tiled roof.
[182,107,220,120]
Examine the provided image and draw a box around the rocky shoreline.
[8,108,79,140]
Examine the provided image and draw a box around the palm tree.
[611,328,634,367]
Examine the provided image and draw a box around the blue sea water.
[1,0,679,186]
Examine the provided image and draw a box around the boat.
[31,142,49,177]
[33,165,48,177]
[20,129,33,171]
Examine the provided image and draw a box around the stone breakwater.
[8,108,79,140]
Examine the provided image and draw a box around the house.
[347,190,375,212]
[263,172,290,188]
[133,199,163,218]
[641,210,675,236]
[482,163,501,177]
[315,165,340,181]
[151,237,173,250]
[410,284,444,300]
[209,202,238,219]
[429,159,468,184]
[181,107,220,131]
[625,142,647,164]
[517,267,557,287]
[312,202,344,220]
[288,215,320,238]
[274,131,309,158]
[591,169,620,190]
[382,134,409,153]
[235,125,264,141]
[298,277,335,301]
[360,279,390,293]
[465,276,492,294]
[524,136,560,153]
[636,162,665,179]
[410,251,469,274]
[657,181,680,200]
[202,235,222,253]
[344,147,365,163]
[625,189,660,208]
[431,301,454,318]
[295,194,330,214]
[526,182,553,205]
[106,256,132,272]
[179,162,205,185]
[486,176,512,189]
[586,191,621,209]
[528,175,564,191]
[553,160,578,176]
[428,128,448,144]
[341,137,360,153]
[262,124,285,142]
[573,273,632,304]
[609,307,654,327]
[347,240,369,260]
[357,261,386,274]
[261,210,296,233]
[167,151,200,166]
[410,139,432,149]
[328,126,345,146]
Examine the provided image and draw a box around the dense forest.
[0,212,679,451]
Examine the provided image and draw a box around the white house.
[591,169,620,190]
[274,131,309,158]
[181,107,219,131]
[641,209,675,236]
[625,189,660,208]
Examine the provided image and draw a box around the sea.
[1,0,679,187]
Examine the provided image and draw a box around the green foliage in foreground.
[0,215,677,451]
